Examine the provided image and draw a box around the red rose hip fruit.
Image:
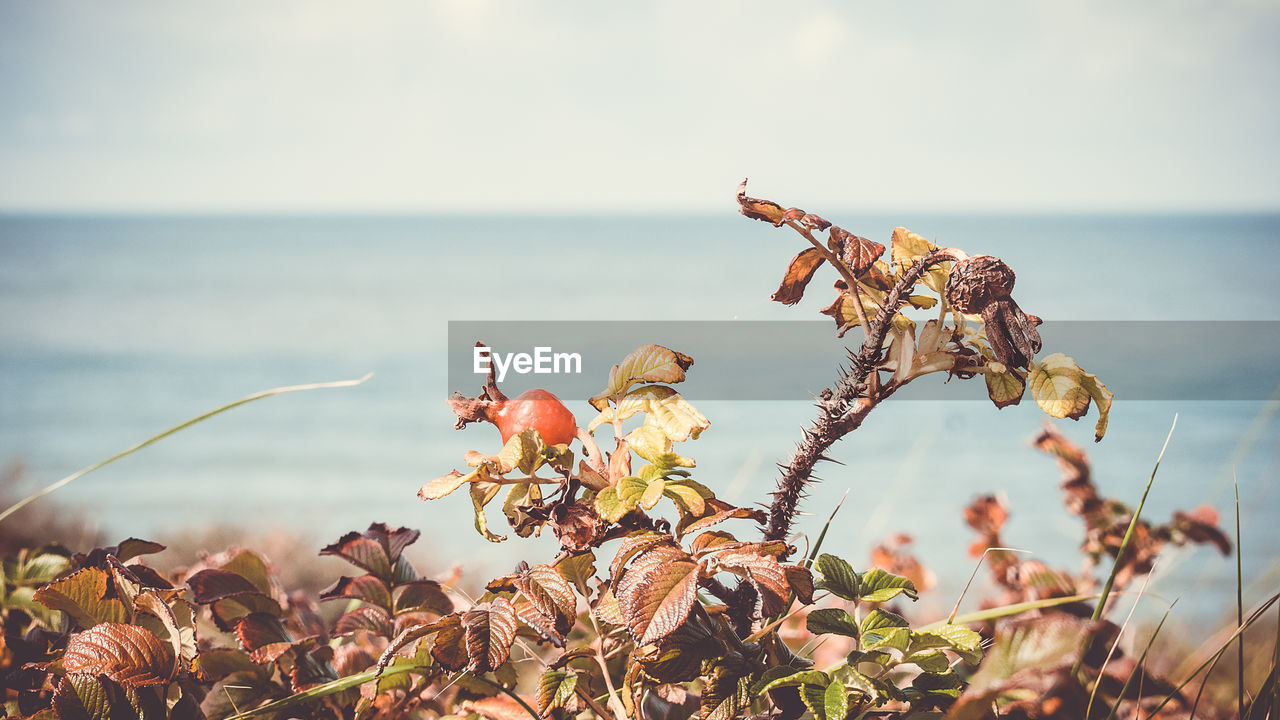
[493,389,578,446]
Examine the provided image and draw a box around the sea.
[1,213,1277,633]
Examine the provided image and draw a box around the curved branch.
[763,248,962,545]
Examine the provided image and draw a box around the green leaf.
[912,670,964,698]
[801,680,848,720]
[858,568,919,603]
[19,552,73,585]
[830,662,878,701]
[663,479,713,517]
[537,669,578,714]
[806,608,859,639]
[755,669,830,694]
[920,623,985,665]
[497,429,546,475]
[593,486,627,523]
[814,554,860,601]
[910,650,951,673]
[418,468,477,500]
[860,609,910,651]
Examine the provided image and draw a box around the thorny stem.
[764,248,962,545]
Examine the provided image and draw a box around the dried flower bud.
[946,255,1042,369]
[946,255,1016,314]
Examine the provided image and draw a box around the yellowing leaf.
[663,479,713,517]
[1028,353,1090,420]
[594,486,628,523]
[587,385,676,433]
[470,481,506,543]
[419,469,477,501]
[1079,368,1114,442]
[496,429,546,475]
[890,227,950,294]
[1028,353,1112,439]
[984,369,1026,409]
[591,345,694,409]
[643,391,710,442]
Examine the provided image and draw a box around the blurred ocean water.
[1,213,1277,626]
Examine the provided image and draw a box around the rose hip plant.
[2,183,1259,720]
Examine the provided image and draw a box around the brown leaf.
[616,546,701,645]
[608,531,673,583]
[63,622,177,688]
[737,179,785,226]
[235,612,298,664]
[675,498,768,537]
[319,575,392,611]
[320,530,394,581]
[334,605,393,637]
[463,597,519,673]
[707,545,791,618]
[829,226,884,276]
[1172,505,1232,555]
[515,564,577,630]
[462,694,538,720]
[771,247,826,306]
[392,579,453,615]
[186,569,265,604]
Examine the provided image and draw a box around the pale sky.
[1,1,1277,213]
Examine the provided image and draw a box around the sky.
[0,1,1277,213]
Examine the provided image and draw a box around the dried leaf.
[771,247,826,306]
[985,368,1026,409]
[335,605,393,637]
[320,575,392,611]
[462,597,519,673]
[829,226,884,276]
[537,669,579,714]
[617,546,701,645]
[63,622,176,688]
[736,179,786,226]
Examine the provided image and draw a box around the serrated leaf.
[985,368,1026,409]
[393,579,453,615]
[814,554,860,601]
[537,669,578,714]
[320,532,393,581]
[891,227,949,294]
[593,486,627,523]
[663,479,712,517]
[858,568,919,603]
[801,680,848,720]
[319,574,391,610]
[53,674,115,720]
[676,499,767,537]
[335,605,393,637]
[643,390,710,442]
[910,649,951,673]
[516,564,577,630]
[33,567,129,628]
[497,428,546,475]
[806,608,859,638]
[756,669,830,694]
[860,609,910,651]
[235,612,297,663]
[709,544,791,618]
[63,622,176,688]
[462,596,518,673]
[616,546,700,645]
[590,345,695,409]
[1028,352,1091,421]
[701,664,754,720]
[20,552,73,585]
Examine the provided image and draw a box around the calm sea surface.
[1,214,1277,628]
